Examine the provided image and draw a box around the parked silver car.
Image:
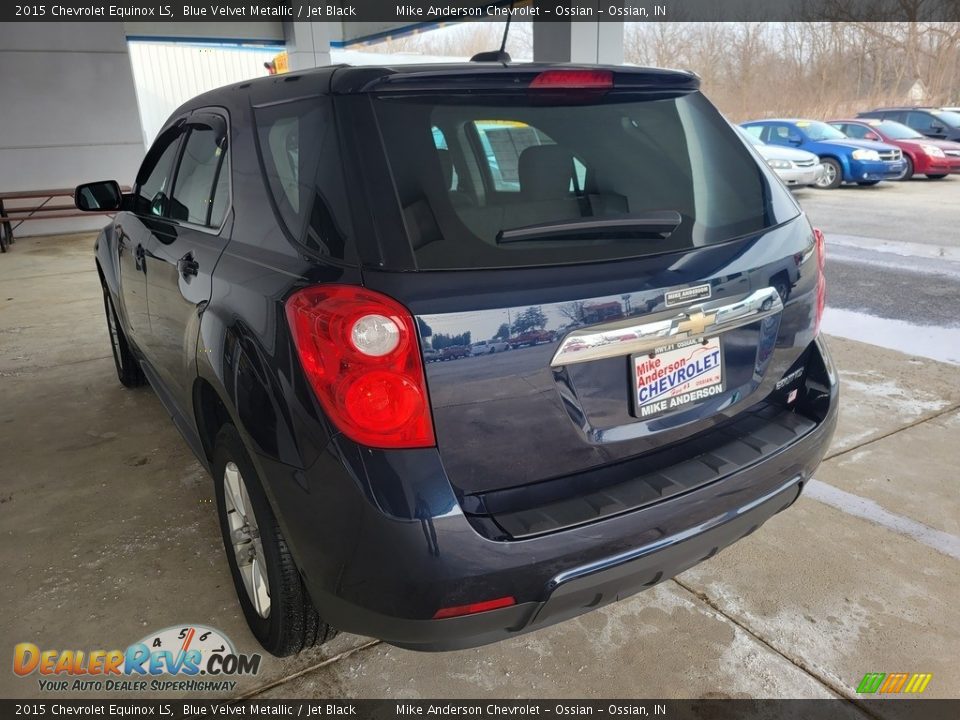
[737,127,824,188]
[470,339,509,356]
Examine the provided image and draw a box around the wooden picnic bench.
[0,186,130,253]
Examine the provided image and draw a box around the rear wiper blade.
[496,211,682,245]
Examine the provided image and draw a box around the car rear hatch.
[332,64,820,501]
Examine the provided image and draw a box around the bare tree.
[558,301,586,325]
[360,20,960,115]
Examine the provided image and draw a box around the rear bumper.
[260,338,838,651]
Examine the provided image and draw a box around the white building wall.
[0,22,145,236]
[128,42,277,145]
[124,20,284,44]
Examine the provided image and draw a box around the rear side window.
[254,97,355,262]
[372,92,799,270]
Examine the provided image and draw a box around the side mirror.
[75,180,122,211]
[865,132,881,141]
[787,135,803,146]
[930,123,945,134]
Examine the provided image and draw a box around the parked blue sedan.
[741,119,906,189]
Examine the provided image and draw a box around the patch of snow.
[838,371,949,418]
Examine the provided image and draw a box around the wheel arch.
[195,309,332,472]
[94,228,119,296]
[817,154,847,181]
[193,377,235,463]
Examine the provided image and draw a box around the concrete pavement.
[1,232,958,703]
[796,175,960,251]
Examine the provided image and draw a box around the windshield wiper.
[496,211,682,245]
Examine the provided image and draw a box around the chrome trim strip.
[546,475,802,590]
[550,286,783,368]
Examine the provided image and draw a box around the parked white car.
[737,126,824,188]
[470,339,509,356]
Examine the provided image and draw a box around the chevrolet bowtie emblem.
[677,310,717,336]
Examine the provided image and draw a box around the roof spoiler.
[336,66,701,95]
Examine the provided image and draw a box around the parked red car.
[508,330,555,349]
[829,118,960,180]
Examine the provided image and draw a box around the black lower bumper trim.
[529,477,802,631]
[472,404,814,539]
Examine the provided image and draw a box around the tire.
[213,424,336,656]
[102,288,146,388]
[926,174,948,180]
[895,156,914,181]
[815,158,842,189]
[857,181,880,186]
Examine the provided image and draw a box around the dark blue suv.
[858,107,960,143]
[75,63,838,655]
[742,119,905,189]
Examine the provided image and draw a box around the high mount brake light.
[285,285,435,449]
[813,228,826,336]
[529,70,614,90]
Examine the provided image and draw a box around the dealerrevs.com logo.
[13,625,261,693]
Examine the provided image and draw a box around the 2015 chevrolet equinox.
[76,63,838,656]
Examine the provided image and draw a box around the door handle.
[177,252,199,278]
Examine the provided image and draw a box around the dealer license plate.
[633,337,724,418]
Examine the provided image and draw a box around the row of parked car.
[424,330,557,362]
[739,106,960,189]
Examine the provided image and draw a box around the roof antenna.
[471,0,513,63]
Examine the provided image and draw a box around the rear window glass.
[372,91,799,270]
[254,97,355,262]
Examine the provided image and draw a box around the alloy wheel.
[815,163,837,188]
[223,461,271,618]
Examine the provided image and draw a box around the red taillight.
[432,596,516,620]
[285,285,435,449]
[529,69,613,90]
[813,228,826,336]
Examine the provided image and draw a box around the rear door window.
[371,93,798,270]
[772,125,796,142]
